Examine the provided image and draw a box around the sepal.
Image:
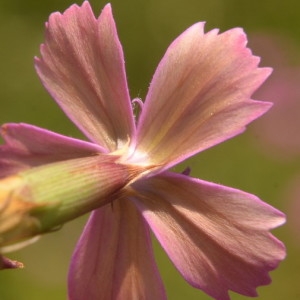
[0,154,143,251]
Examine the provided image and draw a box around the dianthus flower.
[0,2,285,299]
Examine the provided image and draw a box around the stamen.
[132,98,144,120]
[132,98,144,111]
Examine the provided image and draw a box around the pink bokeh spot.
[250,34,300,160]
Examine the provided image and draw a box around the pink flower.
[0,2,285,299]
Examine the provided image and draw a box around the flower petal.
[68,200,166,300]
[130,172,285,299]
[35,2,135,151]
[0,123,101,178]
[134,23,272,168]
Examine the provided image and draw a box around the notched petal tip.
[131,173,285,299]
[189,21,206,34]
[101,2,113,14]
[136,18,273,168]
[36,0,134,150]
[56,1,92,17]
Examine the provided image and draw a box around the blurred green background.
[0,0,299,299]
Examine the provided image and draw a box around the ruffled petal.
[35,2,135,151]
[134,23,271,168]
[0,123,101,178]
[130,172,285,300]
[68,200,166,300]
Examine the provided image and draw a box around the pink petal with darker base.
[134,23,272,168]
[35,2,135,151]
[130,173,285,300]
[0,123,102,178]
[69,200,166,300]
